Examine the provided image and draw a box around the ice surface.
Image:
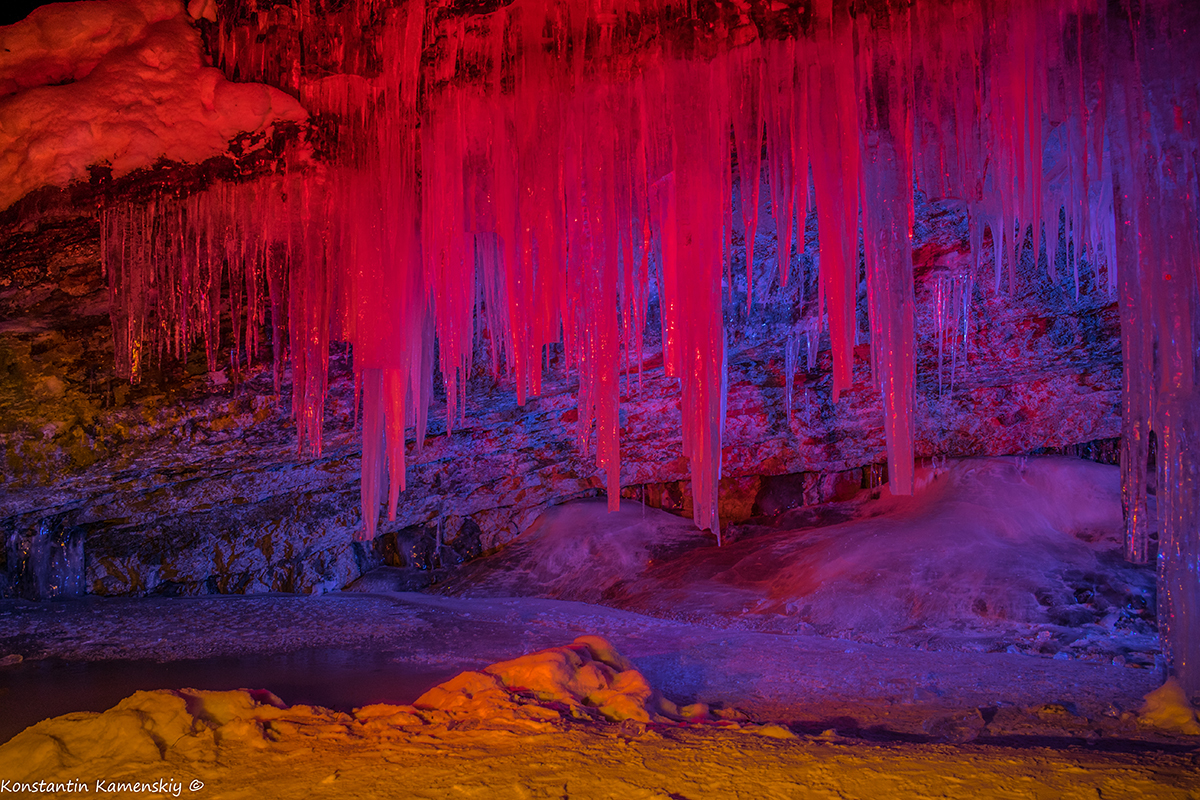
[0,590,1163,732]
[0,596,1190,797]
[2,575,1188,795]
[3,622,1190,799]
[0,635,671,783]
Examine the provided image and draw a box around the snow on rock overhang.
[0,0,307,211]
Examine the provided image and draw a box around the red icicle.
[731,41,764,308]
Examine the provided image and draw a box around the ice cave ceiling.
[0,0,1197,695]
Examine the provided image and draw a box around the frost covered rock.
[0,0,306,210]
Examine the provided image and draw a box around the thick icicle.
[661,57,728,539]
[1107,0,1200,700]
[858,0,916,496]
[808,7,860,402]
[731,41,764,306]
[764,39,797,288]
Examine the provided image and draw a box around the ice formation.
[437,499,714,603]
[415,635,677,724]
[2,0,1198,694]
[4,523,84,600]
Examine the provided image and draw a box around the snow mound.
[0,686,322,781]
[441,458,1152,644]
[0,0,306,210]
[720,457,1135,633]
[416,635,673,724]
[1138,679,1200,735]
[0,637,693,781]
[0,0,181,96]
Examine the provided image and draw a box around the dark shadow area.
[1,1,54,26]
[971,735,1199,755]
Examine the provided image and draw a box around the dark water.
[0,648,463,745]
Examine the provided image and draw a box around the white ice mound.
[439,499,712,603]
[441,458,1146,637]
[732,456,1131,632]
[0,637,678,782]
[0,0,307,210]
[0,0,182,95]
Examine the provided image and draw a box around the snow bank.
[0,636,687,782]
[741,457,1132,633]
[0,687,303,781]
[0,0,181,96]
[0,0,306,211]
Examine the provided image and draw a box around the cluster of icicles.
[102,0,1198,692]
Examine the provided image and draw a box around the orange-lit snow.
[1140,680,1200,736]
[1,636,1196,799]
